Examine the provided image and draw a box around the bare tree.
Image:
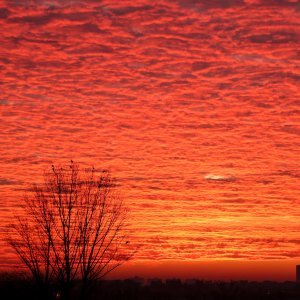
[7,162,133,300]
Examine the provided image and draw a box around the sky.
[0,0,300,281]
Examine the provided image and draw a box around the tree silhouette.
[7,162,132,300]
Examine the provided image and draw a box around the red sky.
[0,0,300,281]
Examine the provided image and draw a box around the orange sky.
[0,0,300,281]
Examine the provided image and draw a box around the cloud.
[192,61,211,71]
[281,125,300,136]
[176,0,245,9]
[111,5,153,16]
[0,0,299,264]
[0,7,10,18]
[248,32,299,44]
[0,178,22,185]
[66,44,115,55]
[204,174,236,182]
[0,99,9,105]
[7,0,83,8]
[252,0,300,8]
[277,170,300,178]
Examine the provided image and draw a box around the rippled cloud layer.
[0,0,299,274]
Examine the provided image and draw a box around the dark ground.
[1,273,300,300]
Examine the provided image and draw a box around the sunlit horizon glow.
[0,0,299,281]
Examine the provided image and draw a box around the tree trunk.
[62,283,70,300]
[80,276,88,300]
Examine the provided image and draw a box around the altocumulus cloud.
[0,178,22,185]
[204,174,236,182]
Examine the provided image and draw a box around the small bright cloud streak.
[204,174,236,182]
